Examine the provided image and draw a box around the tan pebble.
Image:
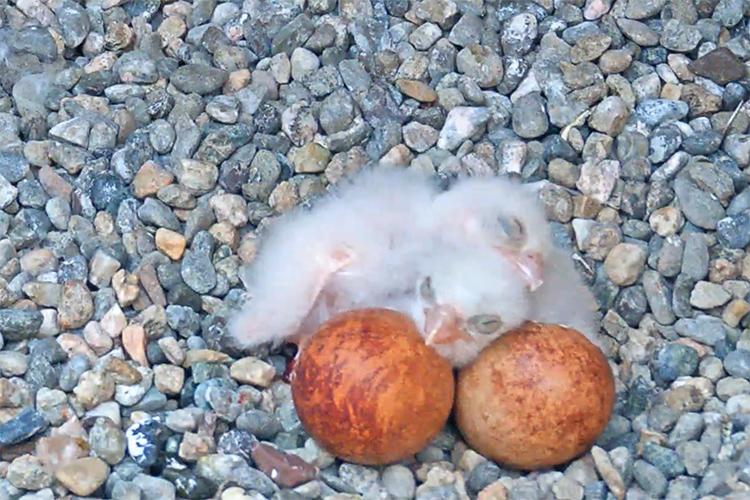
[112,270,140,307]
[94,212,116,237]
[665,385,704,413]
[590,446,625,500]
[73,371,114,409]
[380,144,414,168]
[660,83,682,100]
[723,299,750,328]
[209,222,239,250]
[573,195,602,219]
[38,165,73,202]
[202,296,224,314]
[89,249,122,288]
[100,304,127,337]
[210,193,249,227]
[153,364,185,396]
[133,160,174,198]
[24,140,53,167]
[57,333,99,364]
[268,181,300,213]
[106,357,143,385]
[230,357,276,388]
[58,281,94,330]
[457,449,487,474]
[649,206,684,237]
[83,322,113,356]
[396,79,437,102]
[224,69,251,93]
[54,457,109,496]
[183,349,230,368]
[158,337,185,365]
[477,481,508,500]
[19,248,57,276]
[137,264,167,307]
[122,325,149,367]
[178,432,215,462]
[155,228,187,260]
[174,208,192,221]
[603,243,646,286]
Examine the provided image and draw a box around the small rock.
[54,457,109,496]
[230,357,276,388]
[603,243,646,286]
[690,281,731,309]
[251,442,317,488]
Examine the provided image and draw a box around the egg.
[291,308,455,466]
[455,322,615,471]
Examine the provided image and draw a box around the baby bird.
[228,167,440,350]
[431,174,601,344]
[427,175,553,292]
[407,244,532,367]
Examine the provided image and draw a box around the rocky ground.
[1,0,750,498]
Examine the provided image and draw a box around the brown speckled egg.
[455,322,615,471]
[291,308,455,466]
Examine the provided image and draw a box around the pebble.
[383,465,417,500]
[690,281,731,309]
[603,243,646,286]
[437,107,490,151]
[0,409,49,446]
[724,349,750,379]
[54,457,109,496]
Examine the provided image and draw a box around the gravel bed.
[1,0,750,499]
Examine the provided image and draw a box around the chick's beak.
[495,247,545,292]
[424,304,471,346]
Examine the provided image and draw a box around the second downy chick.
[405,244,533,368]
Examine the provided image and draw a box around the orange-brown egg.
[455,322,615,471]
[291,308,455,466]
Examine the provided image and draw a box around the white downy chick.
[407,244,533,368]
[429,174,601,344]
[428,175,553,292]
[228,166,440,350]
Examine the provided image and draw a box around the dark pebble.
[615,286,648,327]
[681,130,722,155]
[642,441,685,479]
[654,344,699,384]
[467,461,501,492]
[0,309,43,341]
[716,210,750,249]
[0,408,49,446]
[237,409,283,440]
[217,429,257,462]
[125,417,166,467]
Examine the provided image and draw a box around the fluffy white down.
[228,167,440,348]
[230,167,602,365]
